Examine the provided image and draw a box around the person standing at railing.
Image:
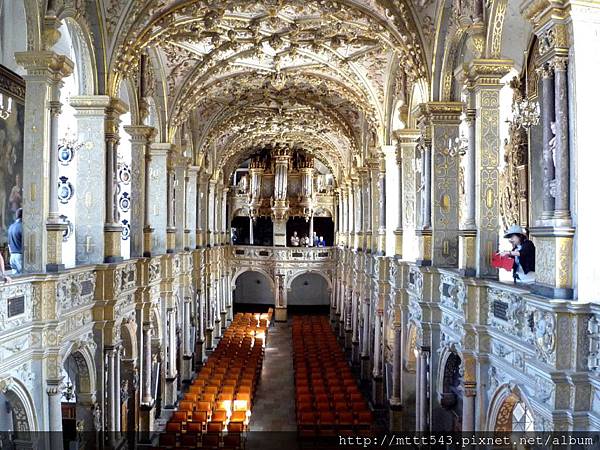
[8,208,22,275]
[290,231,300,246]
[0,252,11,283]
[500,224,536,284]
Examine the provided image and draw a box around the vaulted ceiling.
[104,0,429,178]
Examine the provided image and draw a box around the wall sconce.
[0,93,13,121]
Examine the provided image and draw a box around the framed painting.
[0,64,25,261]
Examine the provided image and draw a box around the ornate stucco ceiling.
[107,0,427,176]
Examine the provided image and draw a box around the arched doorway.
[288,272,331,314]
[0,389,32,435]
[439,352,463,432]
[60,344,97,449]
[233,270,275,313]
[119,320,138,437]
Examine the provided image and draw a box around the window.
[512,400,534,432]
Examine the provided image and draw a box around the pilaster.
[468,58,513,277]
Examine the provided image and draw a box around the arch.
[486,382,535,432]
[62,17,97,95]
[231,267,275,291]
[0,377,37,432]
[232,269,276,306]
[59,341,97,399]
[119,318,138,362]
[286,270,333,292]
[437,347,463,431]
[287,272,332,306]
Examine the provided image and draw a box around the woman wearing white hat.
[500,225,536,284]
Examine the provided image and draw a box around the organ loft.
[0,0,599,447]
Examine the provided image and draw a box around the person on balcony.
[290,231,300,246]
[318,236,326,247]
[0,252,11,283]
[501,225,536,284]
[8,208,22,274]
[301,234,310,247]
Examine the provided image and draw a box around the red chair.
[165,421,181,433]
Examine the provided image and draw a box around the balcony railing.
[231,245,334,262]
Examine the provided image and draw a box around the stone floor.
[248,321,297,432]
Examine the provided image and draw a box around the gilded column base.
[377,229,386,255]
[356,232,364,251]
[143,226,154,257]
[372,375,385,407]
[166,228,176,253]
[184,229,191,250]
[529,226,575,299]
[344,329,352,350]
[458,229,477,276]
[181,356,193,383]
[163,378,178,409]
[274,306,287,322]
[214,319,222,338]
[415,229,432,266]
[394,229,403,258]
[205,328,214,351]
[389,402,404,431]
[46,222,67,272]
[360,355,371,381]
[195,230,204,248]
[104,224,123,263]
[138,405,155,437]
[351,341,360,365]
[364,232,372,253]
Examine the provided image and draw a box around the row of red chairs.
[292,316,374,437]
[158,311,272,449]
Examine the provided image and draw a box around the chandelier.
[511,50,540,130]
[0,93,12,120]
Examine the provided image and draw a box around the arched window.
[511,400,534,432]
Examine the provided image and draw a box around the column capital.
[467,58,513,85]
[149,142,173,156]
[15,51,73,81]
[123,125,156,142]
[417,102,464,125]
[70,95,112,113]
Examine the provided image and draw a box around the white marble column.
[147,143,170,254]
[416,347,429,431]
[142,324,153,405]
[124,125,155,257]
[207,180,216,247]
[462,382,476,432]
[105,347,116,430]
[70,96,110,265]
[15,51,73,272]
[103,99,128,263]
[186,166,199,250]
[552,56,571,222]
[390,325,402,404]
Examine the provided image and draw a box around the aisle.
[248,321,297,432]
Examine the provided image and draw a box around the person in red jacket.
[500,225,536,284]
